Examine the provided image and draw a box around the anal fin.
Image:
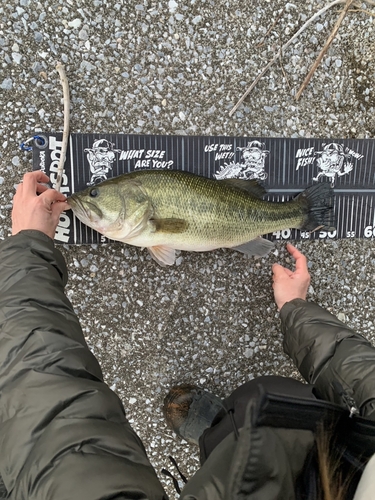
[232,237,274,257]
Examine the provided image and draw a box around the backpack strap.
[253,387,375,462]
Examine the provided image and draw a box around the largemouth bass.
[67,170,334,266]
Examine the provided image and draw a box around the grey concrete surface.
[1,0,375,497]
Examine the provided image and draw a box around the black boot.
[163,384,224,445]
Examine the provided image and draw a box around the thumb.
[273,263,294,278]
[51,201,70,217]
[272,263,286,278]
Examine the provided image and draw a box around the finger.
[40,188,67,204]
[294,252,308,274]
[272,263,284,274]
[286,244,307,272]
[283,268,294,277]
[14,181,24,194]
[272,263,281,273]
[272,263,293,278]
[286,243,302,258]
[36,184,50,194]
[51,201,70,217]
[22,171,50,196]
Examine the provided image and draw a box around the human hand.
[12,171,69,240]
[272,243,311,311]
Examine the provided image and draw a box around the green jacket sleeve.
[0,231,167,500]
[280,298,375,420]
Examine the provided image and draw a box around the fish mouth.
[66,195,82,212]
[66,196,91,221]
[66,196,105,227]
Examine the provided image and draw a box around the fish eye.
[89,188,99,198]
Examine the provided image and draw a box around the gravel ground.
[1,0,375,497]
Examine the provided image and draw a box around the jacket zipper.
[332,380,359,418]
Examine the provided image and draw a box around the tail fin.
[296,183,335,232]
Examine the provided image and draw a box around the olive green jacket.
[181,299,375,499]
[1,231,375,499]
[0,231,168,499]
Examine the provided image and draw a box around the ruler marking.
[340,194,343,238]
[349,195,354,237]
[359,195,364,238]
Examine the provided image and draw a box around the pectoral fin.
[124,207,152,240]
[148,246,176,266]
[232,237,274,257]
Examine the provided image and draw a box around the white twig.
[229,0,346,117]
[55,62,70,192]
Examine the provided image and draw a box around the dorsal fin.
[220,179,266,199]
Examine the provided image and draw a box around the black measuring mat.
[32,133,374,245]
